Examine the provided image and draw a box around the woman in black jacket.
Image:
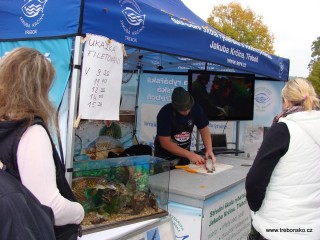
[0,47,84,239]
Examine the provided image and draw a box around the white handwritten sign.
[78,35,123,120]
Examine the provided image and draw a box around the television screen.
[188,70,255,121]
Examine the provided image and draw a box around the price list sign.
[78,35,123,120]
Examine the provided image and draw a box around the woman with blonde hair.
[0,47,84,239]
[246,78,320,240]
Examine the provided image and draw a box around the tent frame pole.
[132,62,142,144]
[65,36,83,184]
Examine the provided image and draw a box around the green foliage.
[207,2,275,54]
[311,37,320,61]
[307,61,320,95]
[308,36,320,95]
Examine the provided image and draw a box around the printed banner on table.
[0,38,73,108]
[78,35,123,120]
[202,182,251,240]
[169,202,202,239]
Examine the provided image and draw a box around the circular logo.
[119,0,145,40]
[255,87,272,114]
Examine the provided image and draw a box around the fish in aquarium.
[72,176,130,213]
[81,136,124,160]
[72,175,160,226]
[71,156,169,229]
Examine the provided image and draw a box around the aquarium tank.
[72,155,170,233]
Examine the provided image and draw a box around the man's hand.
[188,152,206,165]
[206,151,217,164]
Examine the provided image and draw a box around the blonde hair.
[282,78,320,111]
[0,47,56,127]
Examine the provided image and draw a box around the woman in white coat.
[246,78,320,240]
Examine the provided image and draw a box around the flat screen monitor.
[188,70,255,121]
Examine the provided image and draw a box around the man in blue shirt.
[154,87,216,166]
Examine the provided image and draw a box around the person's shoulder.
[21,124,51,145]
[157,103,173,119]
[266,122,289,138]
[25,124,47,136]
[112,121,120,126]
[114,122,121,129]
[159,103,172,113]
[269,122,288,130]
[163,103,172,109]
[191,103,204,113]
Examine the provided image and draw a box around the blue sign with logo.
[0,0,79,40]
[0,38,73,108]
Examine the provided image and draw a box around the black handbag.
[0,169,56,240]
[54,224,82,240]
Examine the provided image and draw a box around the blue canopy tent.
[0,0,289,80]
[0,0,290,181]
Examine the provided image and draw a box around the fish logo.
[122,7,145,26]
[119,0,145,41]
[255,92,270,104]
[21,0,48,18]
[254,86,272,110]
[20,0,48,32]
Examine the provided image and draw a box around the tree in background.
[207,2,275,54]
[308,36,320,95]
